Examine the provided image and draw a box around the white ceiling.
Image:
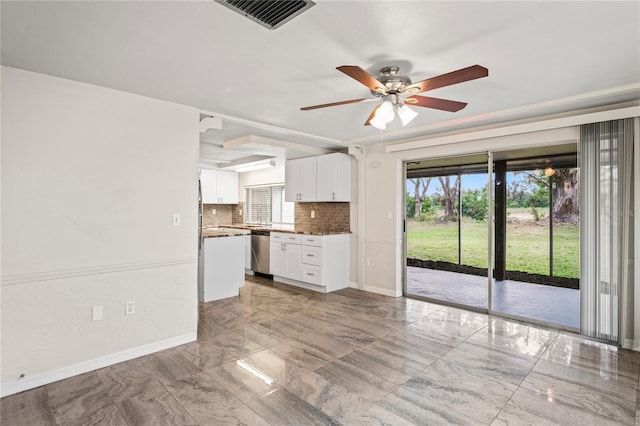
[2,1,639,167]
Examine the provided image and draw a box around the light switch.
[212,208,216,215]
[172,214,181,226]
[387,211,393,219]
[92,306,103,322]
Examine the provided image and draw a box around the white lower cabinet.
[270,232,349,293]
[270,234,301,281]
[199,236,244,302]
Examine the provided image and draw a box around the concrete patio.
[406,266,580,329]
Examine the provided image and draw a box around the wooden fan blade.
[337,66,387,94]
[301,98,370,111]
[364,104,381,126]
[405,95,467,112]
[404,65,488,94]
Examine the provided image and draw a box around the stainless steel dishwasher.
[251,230,271,275]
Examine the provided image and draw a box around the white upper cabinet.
[217,171,239,204]
[316,153,351,202]
[285,156,317,202]
[285,153,351,202]
[200,169,238,204]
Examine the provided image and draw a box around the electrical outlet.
[311,210,315,219]
[387,211,393,219]
[126,300,135,315]
[212,208,216,215]
[239,209,242,216]
[366,257,371,266]
[92,306,103,321]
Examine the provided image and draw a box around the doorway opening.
[404,146,579,330]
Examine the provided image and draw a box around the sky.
[406,172,524,196]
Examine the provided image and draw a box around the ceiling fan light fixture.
[376,100,395,123]
[397,105,418,126]
[369,115,387,130]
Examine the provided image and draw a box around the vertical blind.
[580,118,635,345]
[245,184,294,225]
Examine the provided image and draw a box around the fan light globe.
[370,115,387,129]
[376,101,395,123]
[397,105,418,126]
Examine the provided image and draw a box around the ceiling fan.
[301,64,488,129]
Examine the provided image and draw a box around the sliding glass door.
[404,146,580,330]
[405,154,491,311]
[490,153,579,329]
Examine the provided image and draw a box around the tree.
[437,175,459,220]
[551,168,579,223]
[519,171,550,208]
[409,178,432,218]
[406,194,416,218]
[521,168,579,223]
[461,186,488,221]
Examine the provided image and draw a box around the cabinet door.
[299,157,317,201]
[316,153,351,202]
[283,243,301,280]
[269,241,283,276]
[200,169,219,204]
[285,157,317,202]
[217,171,238,204]
[284,160,300,202]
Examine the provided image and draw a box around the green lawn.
[407,218,579,278]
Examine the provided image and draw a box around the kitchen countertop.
[202,228,248,238]
[218,224,351,236]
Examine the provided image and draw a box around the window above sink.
[245,184,293,227]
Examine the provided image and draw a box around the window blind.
[245,184,293,225]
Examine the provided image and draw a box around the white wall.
[0,67,200,395]
[237,164,286,193]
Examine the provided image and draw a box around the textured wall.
[294,202,350,233]
[202,204,234,227]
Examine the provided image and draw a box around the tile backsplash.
[232,202,244,224]
[202,204,234,228]
[295,202,350,233]
[203,201,350,234]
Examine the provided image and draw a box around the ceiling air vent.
[215,0,315,30]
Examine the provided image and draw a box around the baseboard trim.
[349,281,360,289]
[0,332,197,397]
[362,285,402,298]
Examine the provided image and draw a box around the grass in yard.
[407,217,579,279]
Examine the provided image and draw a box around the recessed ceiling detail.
[215,0,315,30]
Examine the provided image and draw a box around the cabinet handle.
[332,192,335,200]
[306,272,315,276]
[306,254,314,257]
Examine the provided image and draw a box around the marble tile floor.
[406,266,580,329]
[2,275,637,426]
